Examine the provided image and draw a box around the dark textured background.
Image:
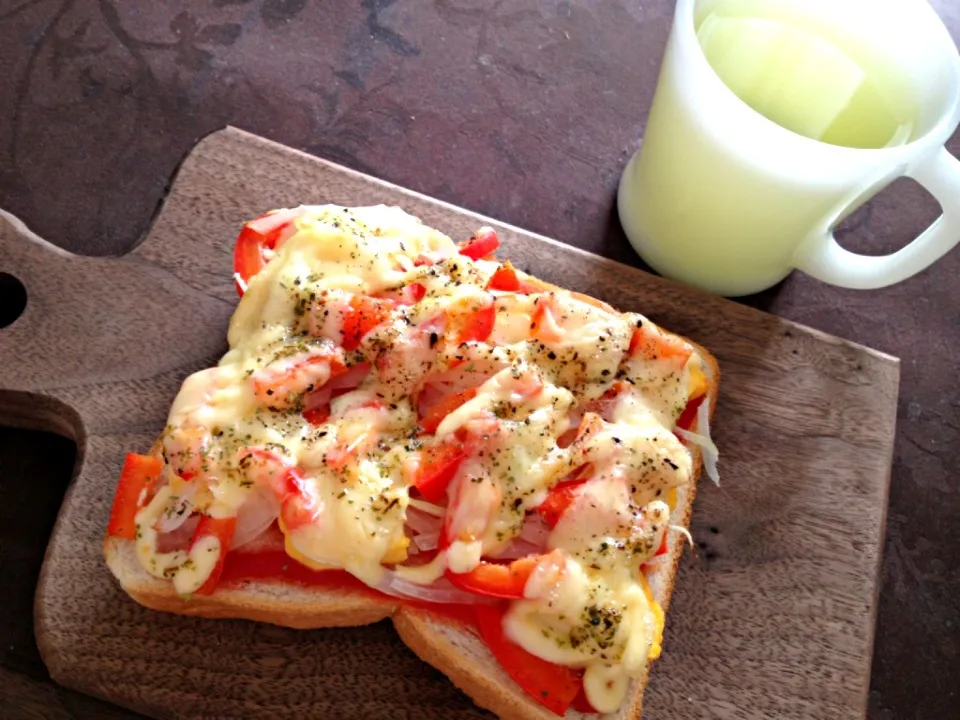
[0,1,958,718]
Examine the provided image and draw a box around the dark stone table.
[1,2,958,718]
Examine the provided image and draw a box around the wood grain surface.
[0,128,899,719]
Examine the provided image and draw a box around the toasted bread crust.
[103,267,720,719]
[103,536,397,629]
[393,606,561,720]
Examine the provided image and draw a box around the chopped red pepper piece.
[107,453,163,540]
[475,604,582,716]
[676,394,705,432]
[341,295,394,351]
[233,208,302,295]
[302,404,331,425]
[655,533,669,557]
[487,262,520,292]
[407,283,427,303]
[536,465,592,528]
[420,387,479,434]
[453,302,496,344]
[571,686,598,714]
[459,228,500,261]
[409,441,467,504]
[536,481,583,529]
[191,515,237,596]
[446,556,538,599]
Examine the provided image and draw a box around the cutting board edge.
[859,367,899,713]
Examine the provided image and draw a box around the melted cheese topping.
[137,205,705,713]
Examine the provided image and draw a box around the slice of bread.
[394,339,716,720]
[103,263,720,718]
[103,535,398,629]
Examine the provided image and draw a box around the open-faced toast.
[103,205,719,718]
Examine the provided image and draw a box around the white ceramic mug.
[618,0,960,297]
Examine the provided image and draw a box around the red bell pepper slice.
[419,387,479,434]
[405,283,427,304]
[191,515,237,596]
[446,556,538,599]
[341,295,395,351]
[536,464,593,528]
[676,394,705,432]
[571,686,598,714]
[487,263,520,292]
[453,302,496,344]
[459,228,500,261]
[232,208,302,295]
[655,533,669,557]
[475,604,582,716]
[107,453,163,540]
[302,404,331,425]
[410,441,467,503]
[536,481,583,529]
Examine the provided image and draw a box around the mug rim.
[675,0,960,156]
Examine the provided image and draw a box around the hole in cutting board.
[0,427,75,681]
[0,273,27,328]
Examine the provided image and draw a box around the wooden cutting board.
[0,127,897,720]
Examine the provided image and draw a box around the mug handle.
[793,148,960,289]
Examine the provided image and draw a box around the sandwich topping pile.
[105,205,718,716]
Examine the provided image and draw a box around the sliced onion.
[231,486,281,550]
[303,363,372,413]
[235,522,286,554]
[487,515,550,560]
[154,482,199,533]
[670,524,695,549]
[405,506,444,535]
[675,398,720,485]
[414,532,440,552]
[157,515,199,553]
[520,513,551,546]
[407,498,447,517]
[487,540,541,561]
[377,570,494,605]
[140,463,176,511]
